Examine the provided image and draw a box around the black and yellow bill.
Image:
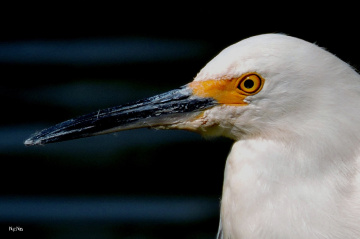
[24,86,216,146]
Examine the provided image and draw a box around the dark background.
[0,4,359,239]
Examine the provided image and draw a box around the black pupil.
[244,79,254,89]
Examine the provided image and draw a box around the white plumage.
[197,34,360,239]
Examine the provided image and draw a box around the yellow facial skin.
[189,73,265,105]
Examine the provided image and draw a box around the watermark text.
[9,226,23,232]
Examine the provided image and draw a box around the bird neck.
[221,138,360,238]
[226,137,358,188]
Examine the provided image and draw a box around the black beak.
[24,85,216,146]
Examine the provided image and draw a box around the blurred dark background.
[0,4,359,239]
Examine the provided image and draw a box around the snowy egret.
[25,34,360,239]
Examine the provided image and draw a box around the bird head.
[24,34,360,146]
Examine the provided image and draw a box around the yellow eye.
[237,74,263,94]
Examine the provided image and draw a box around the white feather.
[194,34,360,238]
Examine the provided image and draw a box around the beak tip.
[24,133,45,146]
[24,138,34,146]
[24,137,39,146]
